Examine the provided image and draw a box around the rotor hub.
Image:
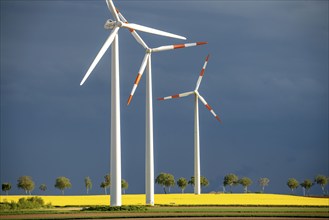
[104,19,116,29]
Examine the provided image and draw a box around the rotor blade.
[80,27,119,86]
[152,42,207,53]
[116,8,148,49]
[127,53,150,105]
[195,54,210,91]
[197,93,222,123]
[157,91,194,101]
[105,0,120,21]
[122,23,186,40]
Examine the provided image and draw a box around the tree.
[121,179,128,194]
[2,183,12,195]
[155,172,175,194]
[100,174,111,195]
[100,182,108,195]
[239,177,252,193]
[84,177,92,194]
[54,176,72,195]
[177,177,188,193]
[300,179,313,196]
[39,184,47,193]
[287,178,299,193]
[17,176,35,195]
[188,176,210,189]
[104,174,111,186]
[223,173,238,193]
[314,175,328,195]
[258,177,270,193]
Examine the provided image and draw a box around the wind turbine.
[126,42,207,205]
[157,55,222,195]
[116,7,206,205]
[80,0,186,207]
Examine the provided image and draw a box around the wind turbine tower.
[158,55,222,194]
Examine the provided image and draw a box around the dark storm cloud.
[1,0,328,195]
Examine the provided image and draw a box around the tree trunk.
[163,187,167,194]
[62,190,64,195]
[104,188,107,195]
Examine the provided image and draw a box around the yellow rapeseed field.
[1,194,328,207]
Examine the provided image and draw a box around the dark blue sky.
[1,0,328,196]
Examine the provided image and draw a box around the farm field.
[0,205,329,219]
[1,193,328,206]
[1,194,329,219]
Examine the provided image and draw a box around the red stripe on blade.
[127,95,133,105]
[205,104,212,111]
[157,97,165,101]
[200,69,205,76]
[216,116,222,123]
[174,44,185,49]
[206,54,210,61]
[172,94,180,98]
[197,42,208,45]
[134,74,142,85]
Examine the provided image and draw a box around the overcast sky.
[1,0,328,196]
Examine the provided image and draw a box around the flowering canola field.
[1,194,328,207]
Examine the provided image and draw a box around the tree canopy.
[223,174,239,193]
[239,177,252,193]
[287,178,299,193]
[100,173,111,195]
[84,176,92,194]
[177,177,188,193]
[39,184,47,192]
[188,176,209,188]
[2,183,12,195]
[155,173,175,194]
[300,179,313,196]
[54,176,72,195]
[258,177,270,192]
[121,179,128,194]
[314,175,328,195]
[17,176,35,195]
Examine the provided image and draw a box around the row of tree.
[155,173,209,194]
[2,173,328,195]
[154,173,328,195]
[221,173,328,195]
[1,175,128,195]
[286,177,328,196]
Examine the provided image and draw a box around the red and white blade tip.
[127,95,133,105]
[206,54,210,61]
[173,42,207,49]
